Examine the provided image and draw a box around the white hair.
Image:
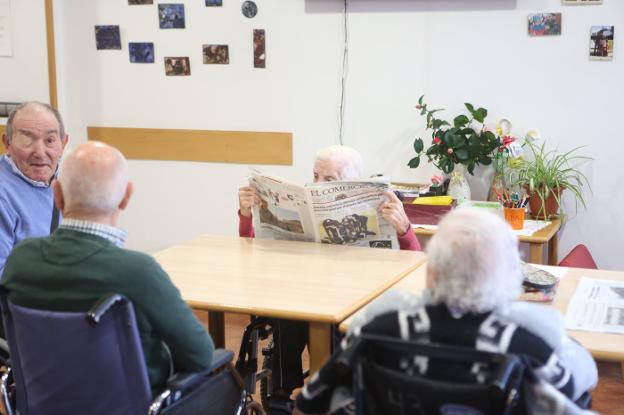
[58,142,128,214]
[427,208,522,314]
[314,145,364,180]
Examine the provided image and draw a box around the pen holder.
[504,207,525,230]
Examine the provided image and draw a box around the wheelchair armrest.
[166,349,234,392]
[86,293,128,324]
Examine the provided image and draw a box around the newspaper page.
[563,277,624,334]
[305,179,399,249]
[250,171,316,242]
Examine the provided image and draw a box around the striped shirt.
[59,218,127,247]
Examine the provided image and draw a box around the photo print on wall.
[205,0,223,6]
[562,0,602,4]
[128,0,153,4]
[159,4,185,29]
[165,57,191,75]
[203,45,229,64]
[528,13,562,36]
[242,1,258,18]
[95,25,121,50]
[254,29,265,68]
[129,42,154,63]
[590,26,614,60]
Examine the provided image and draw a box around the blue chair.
[0,291,260,415]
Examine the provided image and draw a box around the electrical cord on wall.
[338,0,348,145]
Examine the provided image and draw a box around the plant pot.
[528,188,563,219]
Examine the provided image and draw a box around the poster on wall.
[562,0,602,5]
[205,0,223,6]
[159,4,185,29]
[129,42,154,63]
[165,56,190,75]
[254,29,265,68]
[128,0,154,4]
[528,13,562,36]
[95,25,122,50]
[0,0,13,56]
[589,26,614,60]
[203,44,229,64]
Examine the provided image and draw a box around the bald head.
[56,141,130,216]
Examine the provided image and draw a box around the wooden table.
[413,218,561,265]
[153,234,426,373]
[340,263,624,377]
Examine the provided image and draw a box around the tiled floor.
[206,311,624,415]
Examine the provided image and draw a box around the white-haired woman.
[295,208,598,414]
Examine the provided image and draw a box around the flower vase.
[488,156,506,202]
[447,164,471,202]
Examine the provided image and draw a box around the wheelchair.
[304,332,593,415]
[235,316,313,413]
[0,291,264,415]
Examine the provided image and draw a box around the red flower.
[433,136,441,144]
[498,147,505,153]
[502,135,515,146]
[447,148,453,154]
[415,104,422,110]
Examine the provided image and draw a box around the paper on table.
[412,219,551,236]
[564,277,624,334]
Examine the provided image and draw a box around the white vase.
[447,164,471,202]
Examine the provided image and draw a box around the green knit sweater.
[1,229,214,393]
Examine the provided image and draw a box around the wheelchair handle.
[86,293,128,325]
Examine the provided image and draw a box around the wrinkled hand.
[378,191,411,236]
[238,185,260,217]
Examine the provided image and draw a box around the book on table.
[249,170,399,249]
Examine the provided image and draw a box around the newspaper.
[563,277,624,334]
[249,170,399,249]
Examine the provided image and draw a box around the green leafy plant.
[408,95,501,175]
[513,140,591,218]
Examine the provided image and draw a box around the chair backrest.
[558,244,598,269]
[0,291,153,415]
[353,334,525,415]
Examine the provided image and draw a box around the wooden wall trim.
[87,126,293,165]
[44,0,58,109]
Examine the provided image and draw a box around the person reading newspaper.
[238,145,420,250]
[236,145,421,414]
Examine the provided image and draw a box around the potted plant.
[514,141,591,219]
[408,95,501,201]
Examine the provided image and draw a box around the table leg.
[308,322,332,374]
[208,311,225,348]
[548,233,559,266]
[529,243,544,264]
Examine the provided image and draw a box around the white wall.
[53,0,623,269]
[0,0,49,111]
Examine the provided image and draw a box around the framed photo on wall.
[589,26,614,60]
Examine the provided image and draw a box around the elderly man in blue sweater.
[0,102,68,273]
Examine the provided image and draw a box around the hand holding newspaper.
[249,170,399,249]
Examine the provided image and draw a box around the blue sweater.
[0,156,55,274]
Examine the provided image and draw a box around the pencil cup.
[504,207,525,230]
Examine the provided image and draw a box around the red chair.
[558,244,598,269]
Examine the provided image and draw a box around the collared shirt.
[3,155,50,188]
[58,218,127,247]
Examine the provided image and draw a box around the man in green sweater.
[1,141,214,394]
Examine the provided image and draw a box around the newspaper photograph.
[249,171,399,249]
[307,180,398,249]
[564,277,624,334]
[250,171,315,242]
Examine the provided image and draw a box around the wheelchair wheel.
[245,399,265,415]
[259,338,273,411]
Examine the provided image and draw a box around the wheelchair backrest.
[0,291,152,415]
[354,334,525,415]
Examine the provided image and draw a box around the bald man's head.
[56,141,129,215]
